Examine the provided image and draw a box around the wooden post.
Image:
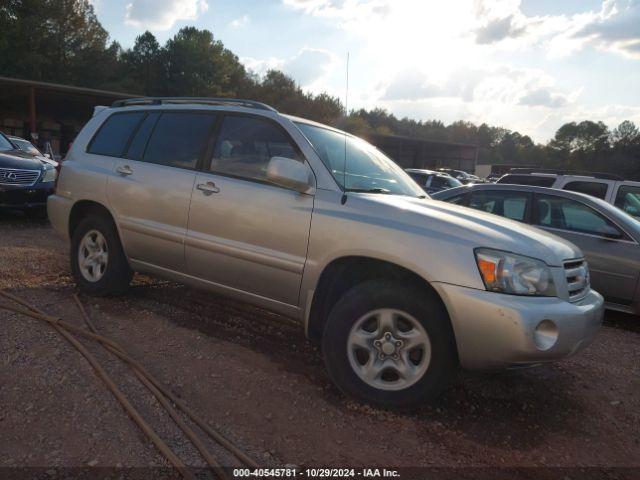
[28,86,37,137]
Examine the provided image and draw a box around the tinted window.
[614,185,640,218]
[125,112,160,160]
[430,176,450,188]
[143,112,217,169]
[210,116,302,182]
[88,112,145,157]
[534,194,619,236]
[468,190,529,222]
[497,174,555,187]
[408,172,428,186]
[445,194,467,205]
[563,181,608,200]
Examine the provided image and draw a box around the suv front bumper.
[433,283,604,370]
[0,182,55,209]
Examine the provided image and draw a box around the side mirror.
[598,225,623,240]
[266,156,313,193]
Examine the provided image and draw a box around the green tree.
[611,120,640,149]
[164,27,249,97]
[121,31,163,95]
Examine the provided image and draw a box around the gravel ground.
[0,211,639,477]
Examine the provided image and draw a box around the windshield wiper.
[345,188,392,194]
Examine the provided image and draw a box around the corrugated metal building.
[0,76,136,156]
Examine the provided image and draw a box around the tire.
[70,215,132,296]
[322,280,457,407]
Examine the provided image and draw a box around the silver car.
[433,183,640,315]
[48,98,603,407]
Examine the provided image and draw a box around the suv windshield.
[295,122,425,198]
[0,133,15,152]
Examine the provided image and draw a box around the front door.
[107,111,217,272]
[185,114,314,306]
[532,193,640,305]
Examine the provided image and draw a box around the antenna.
[341,52,350,205]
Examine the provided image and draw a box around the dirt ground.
[1,211,639,477]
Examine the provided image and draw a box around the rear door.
[106,110,217,272]
[532,193,639,305]
[185,114,314,306]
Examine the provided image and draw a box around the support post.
[28,87,37,139]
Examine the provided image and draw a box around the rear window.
[497,174,555,187]
[563,181,608,200]
[88,112,145,157]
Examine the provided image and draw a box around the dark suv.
[0,132,58,215]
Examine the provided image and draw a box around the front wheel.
[70,215,132,296]
[322,280,457,407]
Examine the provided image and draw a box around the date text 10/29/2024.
[233,468,401,478]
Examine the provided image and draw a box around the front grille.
[564,259,589,300]
[0,168,41,187]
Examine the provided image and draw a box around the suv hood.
[0,150,47,170]
[359,194,582,266]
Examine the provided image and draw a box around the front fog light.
[534,320,558,351]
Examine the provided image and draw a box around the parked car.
[405,168,463,194]
[497,170,640,219]
[437,168,475,184]
[0,131,58,215]
[48,97,603,407]
[437,168,485,184]
[433,183,640,315]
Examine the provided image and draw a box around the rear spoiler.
[93,105,108,117]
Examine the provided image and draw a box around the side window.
[430,176,448,188]
[534,194,619,236]
[467,191,529,222]
[562,181,608,200]
[88,112,145,157]
[125,112,160,160]
[143,112,217,169]
[408,173,427,186]
[446,194,467,205]
[614,185,640,218]
[209,115,302,183]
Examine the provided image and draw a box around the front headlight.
[475,248,556,297]
[41,167,57,183]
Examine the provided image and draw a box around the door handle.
[116,165,133,176]
[197,181,220,195]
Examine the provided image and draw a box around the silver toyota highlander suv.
[48,98,604,407]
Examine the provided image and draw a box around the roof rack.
[508,168,623,181]
[111,97,278,112]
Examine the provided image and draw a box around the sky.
[89,0,640,143]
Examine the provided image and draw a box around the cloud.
[518,88,569,108]
[470,0,640,59]
[572,0,640,58]
[230,15,249,28]
[125,0,209,31]
[475,15,526,44]
[382,66,573,110]
[242,48,339,90]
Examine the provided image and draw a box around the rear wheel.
[322,280,457,407]
[70,215,132,295]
